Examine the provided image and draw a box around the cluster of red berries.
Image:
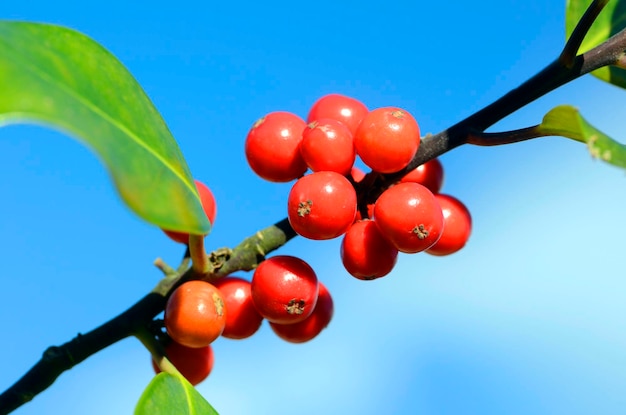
[245,93,472,280]
[152,260,333,385]
[153,93,472,386]
[156,188,333,385]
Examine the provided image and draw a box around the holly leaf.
[565,0,626,89]
[0,21,211,235]
[538,105,626,169]
[135,373,219,415]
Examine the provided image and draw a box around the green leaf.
[565,0,626,89]
[135,373,219,415]
[0,21,211,234]
[538,105,626,169]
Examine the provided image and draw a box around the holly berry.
[350,166,366,183]
[164,280,226,348]
[269,282,333,343]
[287,171,357,240]
[426,194,472,256]
[162,180,217,244]
[354,107,420,173]
[251,255,319,324]
[374,182,444,253]
[400,158,444,194]
[300,118,356,175]
[341,219,398,280]
[307,93,368,136]
[152,341,214,386]
[245,111,307,182]
[213,276,263,339]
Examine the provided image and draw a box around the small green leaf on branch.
[135,373,219,415]
[538,105,626,169]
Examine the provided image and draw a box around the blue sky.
[2,1,626,414]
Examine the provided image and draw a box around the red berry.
[307,94,368,136]
[341,219,398,280]
[213,276,263,339]
[350,166,366,183]
[354,107,420,173]
[251,255,319,324]
[400,158,444,194]
[300,118,356,175]
[245,111,307,182]
[426,194,472,256]
[162,180,217,244]
[287,171,357,240]
[164,280,226,348]
[152,341,214,386]
[374,182,444,253]
[269,282,333,343]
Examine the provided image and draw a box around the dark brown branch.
[0,293,166,415]
[4,9,626,415]
[467,126,546,146]
[560,0,610,67]
[0,218,295,415]
[360,25,626,200]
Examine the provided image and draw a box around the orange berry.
[164,280,226,348]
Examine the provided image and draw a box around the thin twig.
[560,0,610,67]
[0,218,295,414]
[189,234,209,275]
[467,126,546,146]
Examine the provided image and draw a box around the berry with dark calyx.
[213,276,264,339]
[162,180,217,244]
[152,341,214,386]
[341,219,398,280]
[400,158,445,194]
[426,194,472,256]
[374,182,444,253]
[164,280,226,348]
[269,282,333,343]
[307,93,368,136]
[300,118,356,175]
[288,171,357,240]
[251,255,319,324]
[245,111,307,182]
[354,107,420,173]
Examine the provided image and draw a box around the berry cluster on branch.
[246,94,472,280]
[2,2,624,412]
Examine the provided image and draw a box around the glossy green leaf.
[565,0,626,88]
[538,105,626,169]
[0,21,211,234]
[135,373,219,415]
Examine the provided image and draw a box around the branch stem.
[3,5,626,413]
[467,126,546,146]
[560,0,610,67]
[363,25,626,197]
[0,218,295,415]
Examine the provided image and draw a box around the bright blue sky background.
[2,1,626,414]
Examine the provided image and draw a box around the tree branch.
[466,126,546,146]
[0,292,165,415]
[560,0,610,67]
[0,218,296,415]
[357,25,626,204]
[3,8,626,415]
